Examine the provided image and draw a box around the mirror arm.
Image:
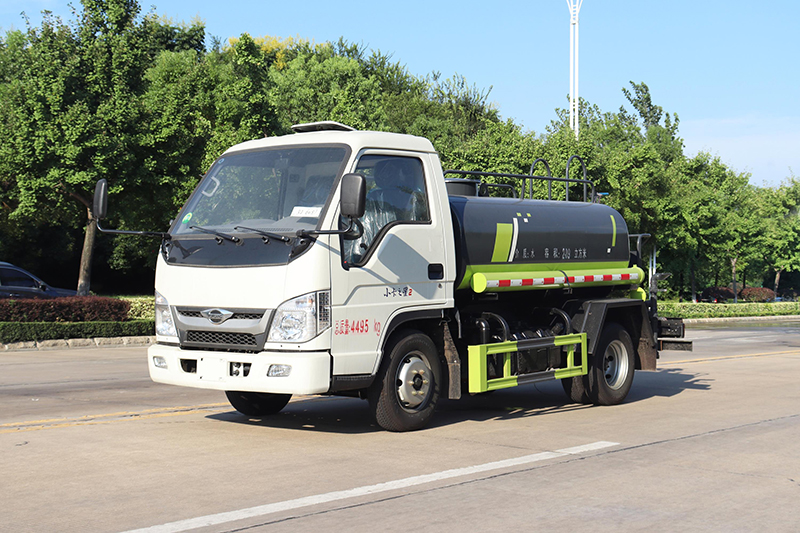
[296,217,356,238]
[96,219,171,240]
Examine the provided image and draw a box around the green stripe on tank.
[491,223,514,263]
[610,214,617,247]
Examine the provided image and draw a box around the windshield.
[173,145,349,237]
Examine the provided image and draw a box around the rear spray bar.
[467,333,587,394]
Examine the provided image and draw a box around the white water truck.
[94,122,690,431]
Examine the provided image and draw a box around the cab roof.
[223,122,436,155]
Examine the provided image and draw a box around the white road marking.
[123,440,618,533]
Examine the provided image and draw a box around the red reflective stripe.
[482,271,638,290]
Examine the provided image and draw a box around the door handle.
[428,263,444,280]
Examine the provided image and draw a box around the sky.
[2,0,798,187]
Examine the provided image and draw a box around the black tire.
[368,330,441,432]
[225,391,291,416]
[561,373,590,404]
[561,342,591,403]
[586,323,635,405]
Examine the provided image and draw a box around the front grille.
[186,330,257,346]
[179,310,264,320]
[232,313,264,320]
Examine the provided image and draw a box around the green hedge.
[659,301,800,319]
[0,320,155,344]
[3,300,796,344]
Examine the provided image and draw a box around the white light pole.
[566,0,583,139]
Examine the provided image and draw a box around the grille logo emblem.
[200,308,234,324]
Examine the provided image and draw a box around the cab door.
[328,150,450,376]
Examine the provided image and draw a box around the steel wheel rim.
[395,351,432,410]
[603,339,629,390]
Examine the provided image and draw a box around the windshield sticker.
[201,176,220,197]
[181,212,193,224]
[290,206,322,218]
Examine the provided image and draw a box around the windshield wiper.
[189,225,240,244]
[234,226,291,243]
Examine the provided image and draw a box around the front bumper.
[147,344,331,395]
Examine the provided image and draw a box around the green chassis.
[467,333,588,393]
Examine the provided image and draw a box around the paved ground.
[1,321,799,532]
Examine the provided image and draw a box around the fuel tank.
[448,195,644,293]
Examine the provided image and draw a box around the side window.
[342,155,429,266]
[0,268,37,288]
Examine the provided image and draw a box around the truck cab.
[144,123,455,426]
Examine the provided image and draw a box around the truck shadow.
[207,396,381,434]
[432,368,712,428]
[626,367,712,402]
[207,368,711,433]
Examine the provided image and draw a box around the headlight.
[268,290,330,343]
[155,290,178,339]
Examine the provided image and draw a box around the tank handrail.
[528,158,552,200]
[629,233,651,259]
[443,169,594,202]
[480,182,517,198]
[566,155,590,202]
[443,177,517,198]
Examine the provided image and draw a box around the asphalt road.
[2,321,799,532]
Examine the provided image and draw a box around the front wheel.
[586,323,635,405]
[368,330,441,432]
[225,391,291,416]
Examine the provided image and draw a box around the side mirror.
[340,173,366,219]
[93,179,108,220]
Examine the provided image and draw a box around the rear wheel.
[368,330,441,432]
[561,372,590,404]
[561,342,591,403]
[225,391,291,416]
[586,323,635,405]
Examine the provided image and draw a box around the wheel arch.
[379,309,450,389]
[572,298,657,371]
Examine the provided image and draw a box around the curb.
[2,336,155,352]
[684,315,800,325]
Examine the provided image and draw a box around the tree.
[269,45,385,132]
[763,178,800,295]
[0,1,205,294]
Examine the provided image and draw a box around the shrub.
[122,296,155,320]
[739,287,775,303]
[0,296,130,322]
[701,287,736,302]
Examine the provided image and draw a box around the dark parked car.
[0,262,77,299]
